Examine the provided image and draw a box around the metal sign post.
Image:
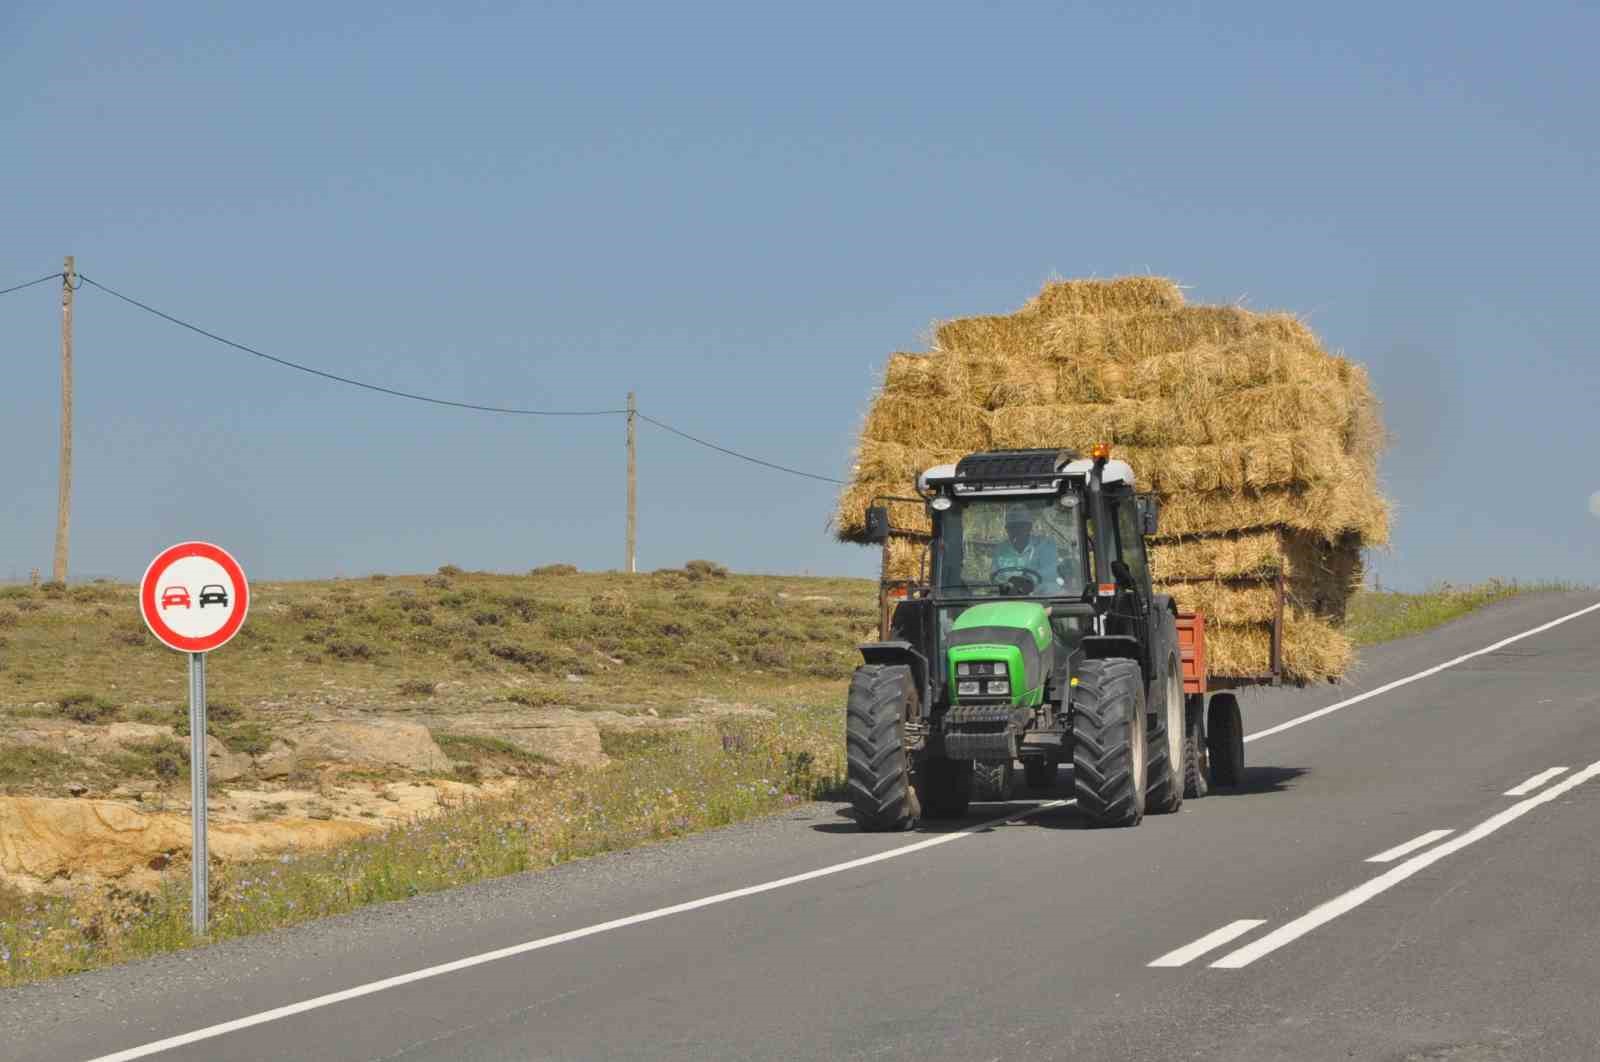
[140,541,249,939]
[188,651,209,934]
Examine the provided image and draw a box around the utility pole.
[625,392,637,574]
[53,256,74,585]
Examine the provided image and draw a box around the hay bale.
[1148,530,1288,582]
[1150,530,1365,584]
[882,352,969,400]
[990,383,1352,449]
[1204,617,1354,684]
[1022,276,1185,316]
[860,393,990,451]
[1117,332,1337,401]
[883,536,928,583]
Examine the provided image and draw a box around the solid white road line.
[1364,829,1454,864]
[86,596,1600,1061]
[1148,919,1267,967]
[1209,757,1600,969]
[1505,765,1569,797]
[1243,599,1600,746]
[83,799,1071,1062]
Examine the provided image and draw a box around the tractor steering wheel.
[990,566,1041,596]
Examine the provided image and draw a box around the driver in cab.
[992,504,1062,591]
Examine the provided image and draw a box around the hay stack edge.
[834,276,1388,685]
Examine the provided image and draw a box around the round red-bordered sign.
[139,541,250,653]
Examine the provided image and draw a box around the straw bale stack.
[835,277,1387,684]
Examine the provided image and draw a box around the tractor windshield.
[935,493,1087,598]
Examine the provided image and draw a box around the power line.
[78,274,628,417]
[638,413,843,484]
[0,272,61,297]
[74,272,845,483]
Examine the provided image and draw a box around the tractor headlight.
[957,663,970,677]
[986,680,1010,695]
[957,680,980,696]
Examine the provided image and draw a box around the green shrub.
[684,560,728,581]
[529,563,578,577]
[56,692,121,724]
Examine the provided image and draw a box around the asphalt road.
[6,591,1600,1061]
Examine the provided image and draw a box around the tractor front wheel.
[1071,658,1148,828]
[846,665,920,831]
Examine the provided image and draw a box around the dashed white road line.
[1209,757,1600,969]
[1149,919,1268,967]
[1505,765,1569,797]
[1365,829,1454,864]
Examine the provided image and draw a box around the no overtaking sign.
[139,541,250,935]
[140,541,249,652]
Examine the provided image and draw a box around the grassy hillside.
[0,564,878,797]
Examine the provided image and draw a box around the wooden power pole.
[53,256,75,585]
[625,392,637,574]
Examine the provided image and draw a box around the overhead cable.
[0,272,62,297]
[78,274,628,416]
[638,413,844,484]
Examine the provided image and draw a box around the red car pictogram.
[161,586,191,609]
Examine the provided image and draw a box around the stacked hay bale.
[834,277,1387,685]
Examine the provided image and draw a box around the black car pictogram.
[198,584,229,608]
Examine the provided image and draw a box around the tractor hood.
[948,601,1054,701]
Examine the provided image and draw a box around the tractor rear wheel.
[1206,692,1245,788]
[1145,654,1186,815]
[1071,658,1147,828]
[915,757,973,819]
[972,759,1017,802]
[1183,694,1209,799]
[846,664,920,831]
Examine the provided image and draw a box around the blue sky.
[3,1,1596,588]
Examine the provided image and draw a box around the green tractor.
[847,446,1242,830]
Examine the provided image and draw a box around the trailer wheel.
[845,664,920,831]
[1183,694,1209,799]
[916,757,972,820]
[1206,692,1245,788]
[972,759,1016,802]
[1145,654,1185,815]
[1071,658,1147,827]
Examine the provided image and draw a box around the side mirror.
[1136,494,1160,536]
[864,505,891,544]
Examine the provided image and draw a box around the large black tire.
[1072,658,1147,827]
[846,665,920,831]
[916,757,972,819]
[1183,694,1209,799]
[1145,653,1186,815]
[971,759,1016,802]
[1206,692,1245,788]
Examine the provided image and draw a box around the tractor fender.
[858,641,930,715]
